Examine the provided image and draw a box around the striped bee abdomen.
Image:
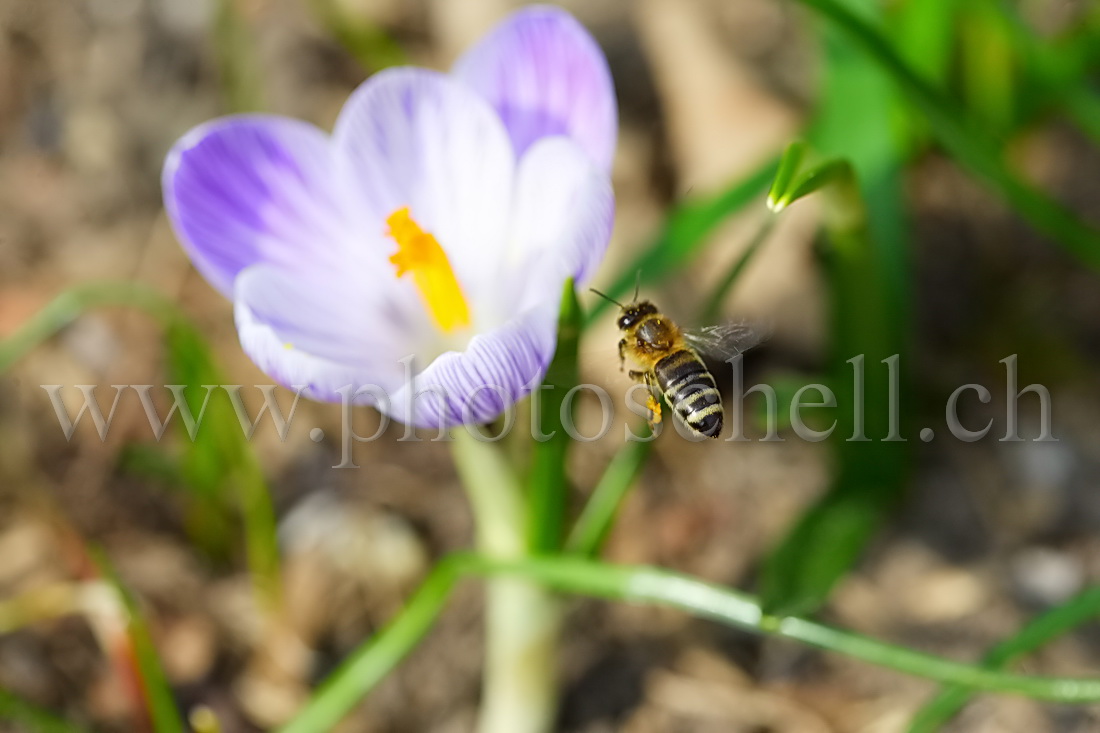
[654,349,723,438]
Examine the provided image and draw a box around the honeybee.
[593,289,759,439]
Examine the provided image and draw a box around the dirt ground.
[3,0,1100,731]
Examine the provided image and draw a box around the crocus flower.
[163,6,616,428]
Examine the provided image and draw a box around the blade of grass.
[92,550,185,733]
[463,555,1100,702]
[0,690,90,733]
[698,215,777,324]
[761,0,912,616]
[281,552,1100,733]
[213,0,264,112]
[277,557,462,733]
[892,0,956,85]
[990,0,1100,145]
[0,282,282,610]
[766,141,808,211]
[306,0,406,71]
[527,282,581,554]
[572,181,785,560]
[959,0,1016,135]
[163,323,282,608]
[587,156,779,323]
[794,0,1100,269]
[0,282,184,373]
[566,435,652,557]
[908,586,1100,732]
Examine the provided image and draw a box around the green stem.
[794,0,1100,269]
[451,431,561,733]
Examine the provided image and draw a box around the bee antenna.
[633,270,642,301]
[589,288,624,308]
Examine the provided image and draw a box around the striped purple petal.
[453,5,618,171]
[163,116,354,298]
[388,303,559,428]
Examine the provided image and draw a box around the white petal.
[332,67,516,322]
[503,136,615,311]
[234,265,412,403]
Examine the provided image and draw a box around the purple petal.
[163,116,355,298]
[388,304,559,428]
[453,6,618,171]
[332,67,515,301]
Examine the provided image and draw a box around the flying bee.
[593,289,760,439]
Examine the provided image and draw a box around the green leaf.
[461,554,1100,702]
[527,282,582,554]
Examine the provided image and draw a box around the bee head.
[617,301,658,330]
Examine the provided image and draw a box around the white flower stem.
[451,429,562,733]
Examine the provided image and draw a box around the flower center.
[386,207,471,334]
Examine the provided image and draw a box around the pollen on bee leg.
[645,395,663,425]
[385,207,471,333]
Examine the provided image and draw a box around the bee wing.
[683,323,765,361]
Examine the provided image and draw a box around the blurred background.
[3,0,1100,731]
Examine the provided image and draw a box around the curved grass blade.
[92,550,185,733]
[566,434,652,557]
[279,553,1100,733]
[0,282,282,610]
[307,0,406,71]
[908,585,1100,732]
[277,558,462,733]
[760,0,912,616]
[794,0,1100,269]
[767,141,808,211]
[462,555,1100,702]
[213,0,264,112]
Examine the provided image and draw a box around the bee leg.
[644,394,663,425]
[628,371,663,427]
[618,338,627,372]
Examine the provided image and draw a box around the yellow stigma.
[386,207,471,333]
